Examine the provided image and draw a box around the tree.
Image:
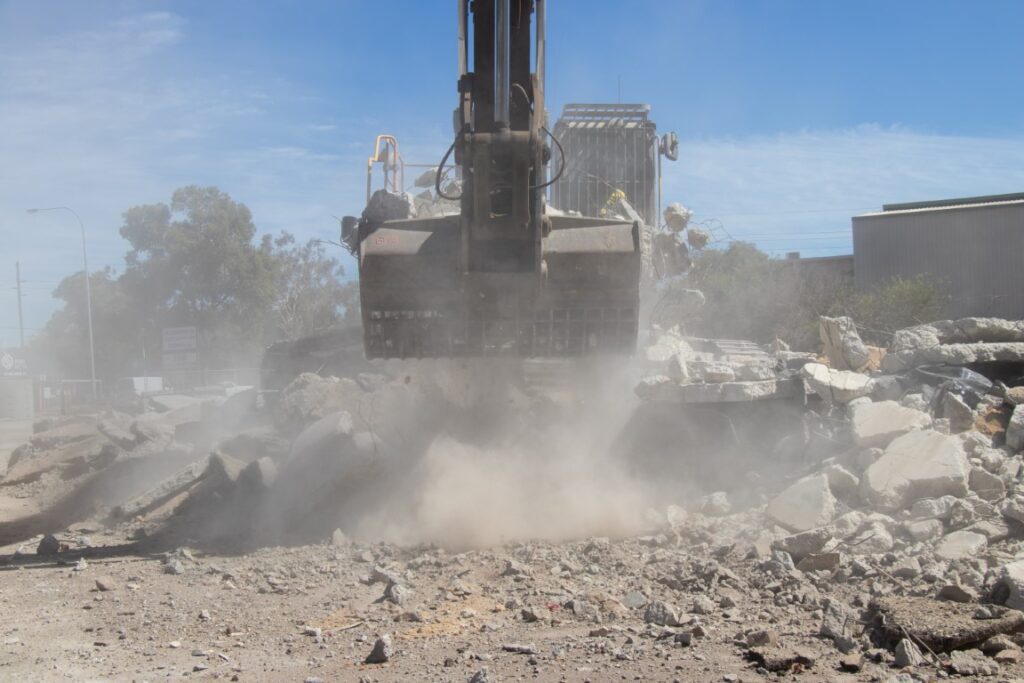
[849,275,949,345]
[683,242,804,343]
[35,185,360,381]
[35,268,140,381]
[119,186,280,366]
[682,243,949,349]
[272,232,359,340]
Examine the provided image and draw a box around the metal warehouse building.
[853,192,1024,319]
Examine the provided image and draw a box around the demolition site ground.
[5,317,1024,681]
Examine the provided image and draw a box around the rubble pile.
[8,316,1024,677]
[628,314,1024,674]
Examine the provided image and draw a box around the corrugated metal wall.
[853,202,1024,319]
[551,104,660,225]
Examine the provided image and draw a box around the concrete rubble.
[618,314,1024,673]
[884,317,1024,371]
[8,314,1024,678]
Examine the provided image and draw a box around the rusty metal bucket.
[358,214,641,359]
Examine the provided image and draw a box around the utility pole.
[15,261,24,349]
[27,207,97,398]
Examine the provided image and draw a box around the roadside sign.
[162,326,198,352]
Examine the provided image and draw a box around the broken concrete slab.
[773,527,832,562]
[947,649,999,677]
[801,362,871,404]
[943,392,975,433]
[796,552,841,572]
[870,595,1024,652]
[643,600,683,627]
[637,376,802,404]
[884,318,1024,372]
[964,518,1010,543]
[909,495,958,521]
[888,340,1024,372]
[1006,404,1024,453]
[819,598,855,642]
[696,361,736,383]
[766,474,837,533]
[819,316,871,371]
[893,638,923,668]
[274,373,367,435]
[4,433,114,484]
[850,400,930,448]
[934,530,987,561]
[994,560,1024,611]
[822,463,858,500]
[902,519,943,542]
[847,518,894,554]
[28,419,101,451]
[113,455,210,519]
[868,374,905,401]
[97,411,138,450]
[860,430,969,511]
[130,414,177,444]
[969,466,1006,502]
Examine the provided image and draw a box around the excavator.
[345,0,642,359]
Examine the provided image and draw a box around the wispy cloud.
[2,6,1023,349]
[668,125,1024,255]
[0,9,367,343]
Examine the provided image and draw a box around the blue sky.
[2,0,1024,346]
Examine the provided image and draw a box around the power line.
[727,231,850,238]
[706,206,875,218]
[730,236,852,242]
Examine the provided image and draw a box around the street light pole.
[15,261,25,348]
[27,206,98,399]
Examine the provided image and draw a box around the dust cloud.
[262,354,663,550]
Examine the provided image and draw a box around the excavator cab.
[351,0,641,359]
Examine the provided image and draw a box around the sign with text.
[162,326,197,352]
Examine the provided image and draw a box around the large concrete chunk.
[995,560,1024,611]
[819,316,871,371]
[766,474,837,533]
[1006,404,1024,453]
[969,466,1006,502]
[884,318,1024,371]
[801,362,871,404]
[113,455,211,519]
[97,411,139,450]
[872,596,1024,653]
[860,430,969,511]
[934,530,987,561]
[274,373,367,434]
[850,400,931,448]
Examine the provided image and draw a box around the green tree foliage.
[684,242,804,343]
[118,186,281,368]
[36,186,356,380]
[36,268,137,380]
[849,275,950,345]
[272,232,360,340]
[683,243,947,348]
